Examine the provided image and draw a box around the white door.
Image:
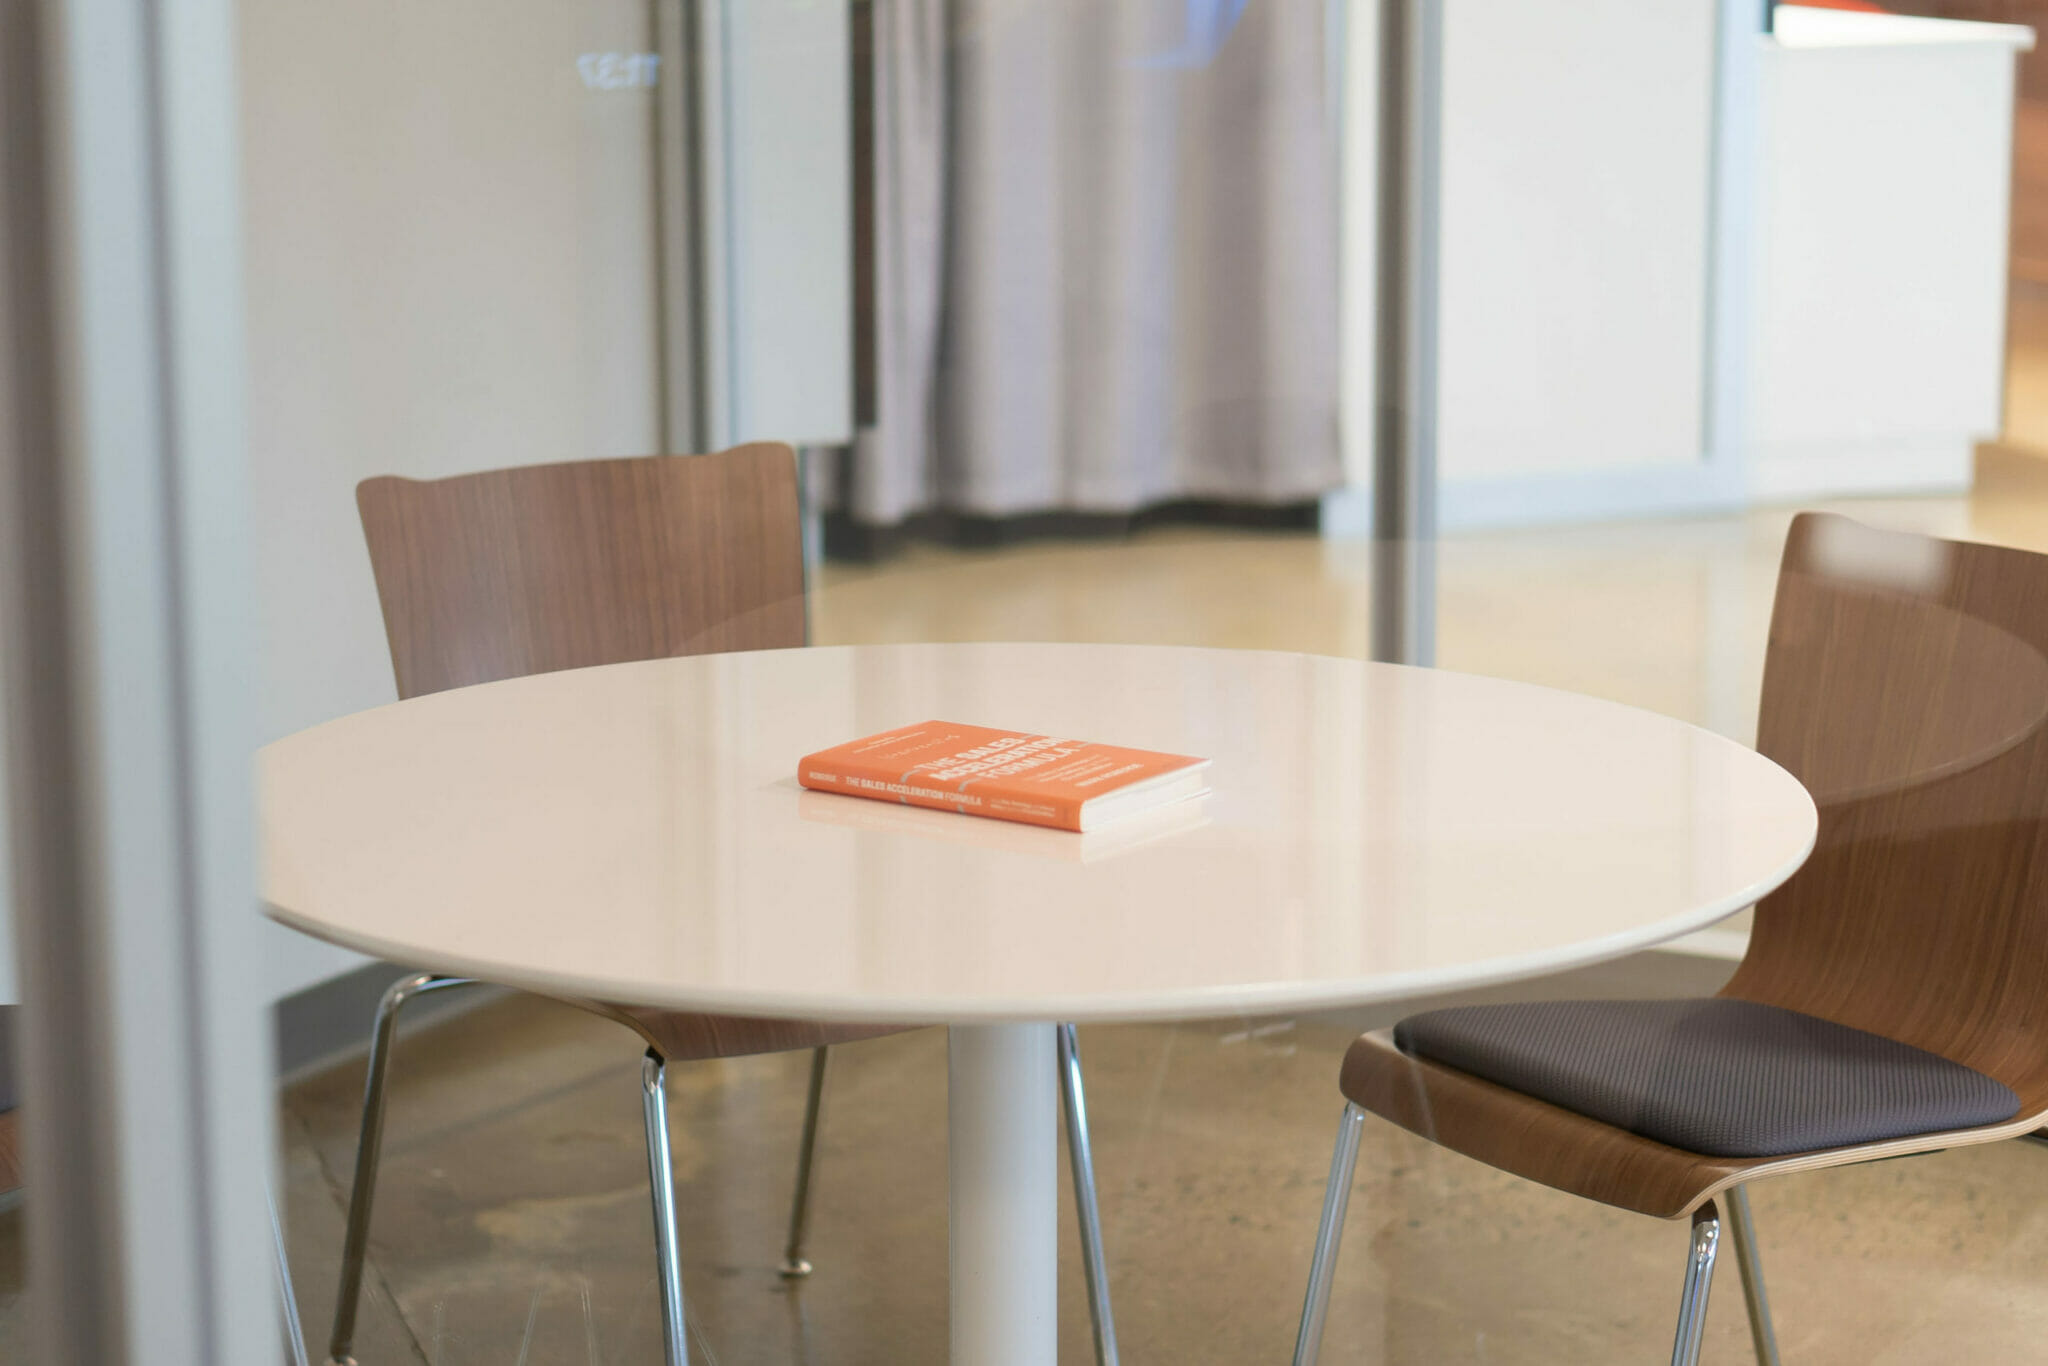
[240,0,853,997]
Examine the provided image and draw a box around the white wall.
[1338,0,1723,498]
[241,0,854,1002]
[1436,0,1718,483]
[242,0,667,996]
[1337,0,1378,491]
[1334,1,2026,532]
[1751,12,2026,499]
[717,0,855,449]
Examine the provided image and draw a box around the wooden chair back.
[1726,513,2048,1102]
[355,444,806,698]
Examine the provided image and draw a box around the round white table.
[261,642,1817,1365]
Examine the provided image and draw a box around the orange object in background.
[799,720,1211,832]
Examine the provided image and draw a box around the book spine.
[798,759,1084,831]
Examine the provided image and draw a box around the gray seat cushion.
[1393,998,2021,1158]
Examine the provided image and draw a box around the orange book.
[798,720,1211,833]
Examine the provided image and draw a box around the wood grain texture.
[1343,512,2048,1218]
[2012,99,2048,282]
[594,1004,907,1066]
[1339,1029,2048,1220]
[357,445,809,698]
[358,446,914,1061]
[0,1110,17,1195]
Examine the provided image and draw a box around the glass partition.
[9,1,2048,1362]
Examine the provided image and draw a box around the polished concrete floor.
[264,949,2048,1366]
[16,450,2048,1363]
[814,447,2048,745]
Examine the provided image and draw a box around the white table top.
[260,643,1816,1023]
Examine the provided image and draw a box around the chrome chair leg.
[1292,1102,1367,1366]
[326,972,473,1366]
[642,1049,691,1366]
[270,1183,311,1366]
[1724,1184,1782,1366]
[1670,1201,1723,1366]
[1058,1023,1120,1366]
[780,1045,830,1278]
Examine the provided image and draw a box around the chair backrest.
[1725,512,2048,1098]
[356,444,806,699]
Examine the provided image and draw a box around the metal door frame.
[0,2,276,1361]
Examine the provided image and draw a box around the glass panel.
[14,0,2048,1360]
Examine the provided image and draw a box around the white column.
[949,1022,1059,1366]
[1,0,275,1361]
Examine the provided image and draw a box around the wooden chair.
[336,445,1120,1366]
[1293,513,2048,1366]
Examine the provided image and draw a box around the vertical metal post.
[653,0,702,454]
[655,0,740,456]
[1370,0,1443,668]
[1699,0,1766,500]
[688,0,735,451]
[0,1,275,1363]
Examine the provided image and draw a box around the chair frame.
[1292,513,2048,1364]
[328,448,1121,1366]
[1291,1102,1783,1366]
[326,974,1122,1366]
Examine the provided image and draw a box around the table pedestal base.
[949,1023,1058,1365]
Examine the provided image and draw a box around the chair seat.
[605,1003,916,1064]
[1393,997,2021,1158]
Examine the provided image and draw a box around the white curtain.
[846,0,1342,526]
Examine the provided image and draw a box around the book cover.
[795,785,1211,863]
[797,720,1210,832]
